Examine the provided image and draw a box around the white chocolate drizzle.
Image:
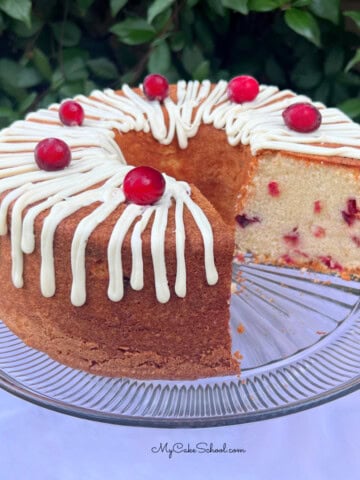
[0,80,359,305]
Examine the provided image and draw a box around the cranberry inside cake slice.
[235,152,360,276]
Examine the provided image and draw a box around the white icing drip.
[130,207,154,291]
[150,194,171,304]
[182,189,218,286]
[174,192,186,298]
[41,190,101,298]
[0,184,31,235]
[107,203,142,303]
[22,165,119,254]
[0,79,359,306]
[71,192,124,306]
[11,179,65,288]
[106,174,214,304]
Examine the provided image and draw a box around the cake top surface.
[5,79,359,160]
[0,78,359,306]
[27,79,360,159]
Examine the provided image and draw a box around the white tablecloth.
[0,387,359,480]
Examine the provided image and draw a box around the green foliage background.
[0,0,359,128]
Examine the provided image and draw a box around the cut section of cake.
[236,152,360,275]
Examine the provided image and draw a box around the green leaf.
[313,79,331,104]
[195,16,215,54]
[0,106,14,117]
[0,60,28,102]
[0,117,16,129]
[248,0,285,12]
[87,57,118,79]
[324,46,344,76]
[206,0,226,16]
[121,71,137,85]
[17,66,43,88]
[110,18,156,45]
[63,57,88,82]
[337,98,360,119]
[161,65,179,83]
[0,95,12,108]
[18,92,37,114]
[63,47,90,63]
[0,59,22,86]
[284,8,321,47]
[77,0,95,9]
[181,5,195,24]
[59,80,86,98]
[291,0,311,7]
[152,7,172,32]
[337,71,360,88]
[211,70,226,81]
[0,0,31,28]
[345,49,360,73]
[50,69,65,91]
[221,0,248,14]
[309,0,340,25]
[84,80,98,95]
[169,32,186,52]
[0,104,18,127]
[12,15,43,38]
[291,55,322,89]
[38,92,58,108]
[76,0,95,16]
[182,45,204,75]
[110,0,128,17]
[32,48,53,81]
[332,84,349,104]
[148,40,171,74]
[265,56,286,86]
[0,83,27,102]
[344,11,360,30]
[187,0,200,6]
[193,60,210,81]
[148,0,175,24]
[51,21,82,47]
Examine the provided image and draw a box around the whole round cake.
[0,74,359,379]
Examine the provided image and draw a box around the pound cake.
[0,74,359,380]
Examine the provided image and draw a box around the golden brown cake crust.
[0,182,237,379]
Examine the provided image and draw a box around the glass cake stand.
[0,257,359,428]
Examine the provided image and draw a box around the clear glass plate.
[0,258,359,428]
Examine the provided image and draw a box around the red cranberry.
[143,74,169,102]
[314,200,322,214]
[123,166,166,205]
[236,214,260,228]
[347,198,358,215]
[280,254,294,265]
[283,228,299,247]
[34,138,71,171]
[342,210,353,226]
[352,236,360,247]
[227,75,259,103]
[342,198,359,226]
[268,181,280,197]
[319,256,343,271]
[311,225,326,238]
[59,100,84,126]
[282,102,322,133]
